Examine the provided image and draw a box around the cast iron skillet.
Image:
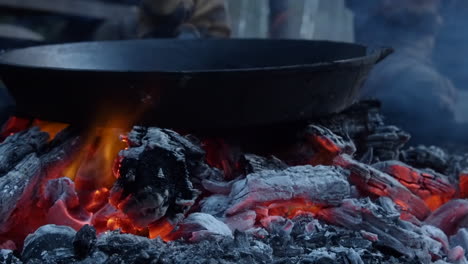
[0,39,392,130]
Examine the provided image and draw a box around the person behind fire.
[346,0,464,145]
[95,0,230,39]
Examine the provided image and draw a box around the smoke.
[434,0,468,91]
[345,0,468,146]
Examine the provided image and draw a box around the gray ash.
[2,100,468,264]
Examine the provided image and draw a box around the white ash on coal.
[1,101,468,264]
[109,127,219,228]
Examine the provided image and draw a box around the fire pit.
[0,40,467,264]
[0,101,467,263]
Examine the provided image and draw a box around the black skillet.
[0,39,392,130]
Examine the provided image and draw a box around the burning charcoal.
[202,178,235,195]
[365,125,411,162]
[39,177,92,231]
[225,210,257,232]
[170,213,233,242]
[0,127,82,246]
[425,200,468,236]
[0,127,49,176]
[0,250,22,264]
[199,194,231,216]
[73,225,97,259]
[0,240,16,250]
[21,225,76,262]
[451,229,468,256]
[110,127,205,227]
[317,197,444,261]
[96,231,157,258]
[317,100,385,140]
[449,246,468,264]
[0,154,42,234]
[262,217,294,237]
[448,154,468,179]
[216,165,350,216]
[335,155,431,220]
[244,154,288,174]
[307,247,365,264]
[421,225,450,253]
[290,125,356,166]
[401,145,450,173]
[78,251,108,264]
[373,161,456,210]
[202,138,245,180]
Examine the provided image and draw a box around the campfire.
[1,100,468,263]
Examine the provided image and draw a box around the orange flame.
[32,119,69,140]
[256,198,323,220]
[149,220,175,241]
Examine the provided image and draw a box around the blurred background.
[0,0,355,45]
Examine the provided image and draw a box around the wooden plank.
[0,0,137,20]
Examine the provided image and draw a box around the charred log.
[401,145,450,173]
[334,155,431,220]
[201,165,351,217]
[110,127,215,228]
[317,197,443,261]
[373,161,456,209]
[243,154,288,174]
[317,100,410,162]
[0,126,82,245]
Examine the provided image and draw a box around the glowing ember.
[0,116,31,140]
[32,119,69,140]
[255,198,323,220]
[149,219,175,241]
[459,173,468,198]
[203,138,243,180]
[0,110,466,262]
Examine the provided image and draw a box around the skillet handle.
[371,47,394,64]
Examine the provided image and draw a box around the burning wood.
[317,197,444,261]
[168,213,233,242]
[425,200,468,236]
[401,145,451,173]
[39,177,92,230]
[1,101,468,263]
[373,160,456,210]
[0,127,82,247]
[334,154,432,220]
[109,127,211,228]
[201,165,351,217]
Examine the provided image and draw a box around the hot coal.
[201,165,351,217]
[373,161,456,207]
[365,125,411,162]
[425,200,468,236]
[335,154,431,220]
[21,225,76,262]
[243,154,288,174]
[401,145,451,173]
[281,125,356,166]
[3,100,468,263]
[18,218,429,264]
[318,197,444,262]
[316,100,410,162]
[450,229,468,259]
[0,250,21,264]
[73,225,97,259]
[0,127,82,246]
[110,127,215,228]
[169,213,233,242]
[316,100,385,140]
[40,177,92,230]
